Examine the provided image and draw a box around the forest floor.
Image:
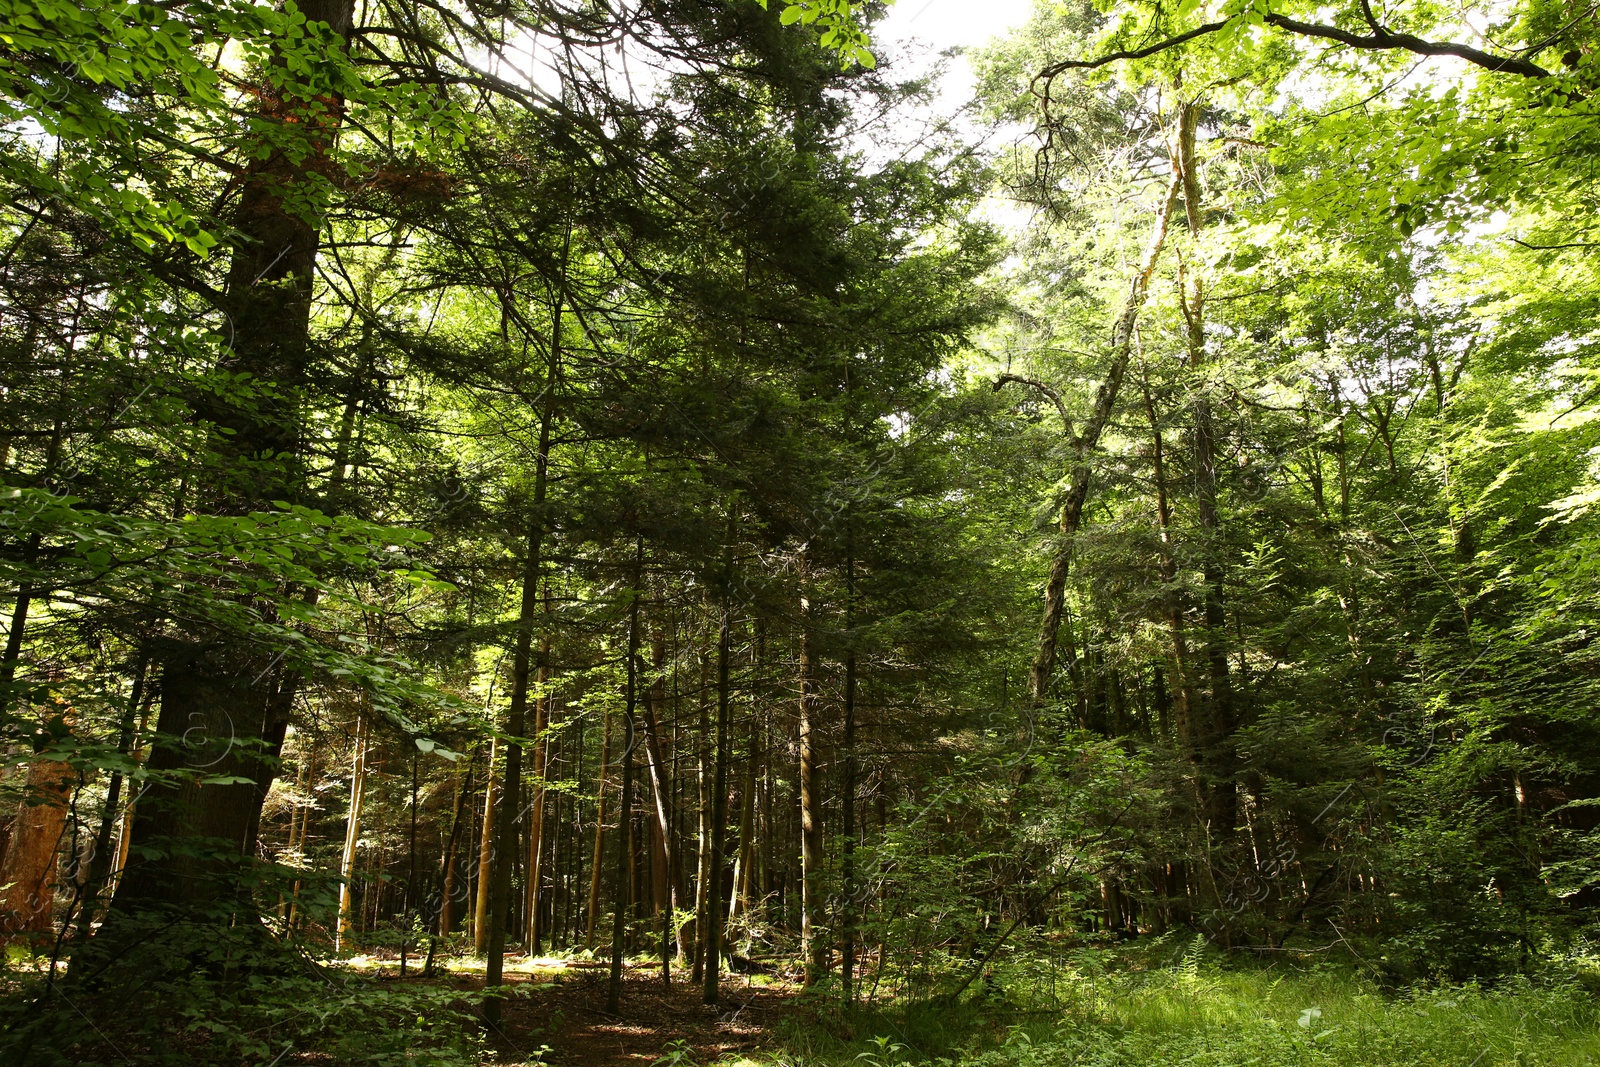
[399,948,1600,1067]
[425,958,802,1067]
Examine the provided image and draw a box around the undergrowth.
[0,951,492,1066]
[762,946,1600,1067]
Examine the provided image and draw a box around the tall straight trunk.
[586,710,612,948]
[703,561,733,1005]
[798,565,825,986]
[566,713,587,946]
[691,645,711,982]
[91,4,359,971]
[484,292,561,1023]
[639,619,690,963]
[336,712,370,951]
[286,748,317,930]
[73,655,149,942]
[761,711,776,913]
[437,762,474,938]
[550,739,569,953]
[473,738,498,955]
[606,544,644,1013]
[729,718,757,923]
[840,519,859,1004]
[1027,168,1184,703]
[424,762,473,975]
[278,734,312,923]
[1173,99,1238,838]
[524,620,553,952]
[1140,371,1200,772]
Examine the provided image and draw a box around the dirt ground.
[469,959,804,1067]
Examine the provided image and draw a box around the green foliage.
[0,955,491,1066]
[768,954,1600,1067]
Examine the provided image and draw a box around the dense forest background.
[2,0,1600,1062]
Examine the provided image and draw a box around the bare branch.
[1033,20,1230,80]
[1033,11,1553,85]
[993,374,1076,439]
[1510,237,1600,251]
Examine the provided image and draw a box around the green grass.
[757,952,1600,1067]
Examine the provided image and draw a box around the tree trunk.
[524,621,553,952]
[691,644,711,982]
[473,738,498,955]
[586,711,612,948]
[0,748,72,945]
[484,289,562,1022]
[1028,168,1184,703]
[337,712,370,951]
[703,560,733,1005]
[437,762,474,938]
[606,544,644,1013]
[840,648,858,1002]
[639,618,691,964]
[94,0,357,958]
[1173,99,1238,840]
[798,567,826,986]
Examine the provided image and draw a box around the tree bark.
[586,711,612,948]
[473,738,498,956]
[798,563,826,986]
[639,617,691,965]
[97,0,358,951]
[524,621,553,952]
[606,543,644,1013]
[484,288,561,1021]
[336,711,370,951]
[702,554,734,1005]
[1173,99,1238,839]
[0,747,72,945]
[1028,167,1184,703]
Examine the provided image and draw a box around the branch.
[1034,11,1553,83]
[993,374,1075,440]
[1510,237,1600,250]
[1035,20,1230,76]
[1266,13,1552,76]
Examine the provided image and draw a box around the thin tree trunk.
[524,618,553,952]
[1027,167,1184,703]
[336,712,369,952]
[840,653,858,1003]
[729,718,757,924]
[586,710,612,949]
[639,618,690,964]
[691,644,711,982]
[1173,99,1238,839]
[438,761,474,938]
[72,655,148,943]
[1140,367,1200,760]
[703,552,734,1005]
[473,738,498,955]
[484,289,562,1023]
[606,543,644,1013]
[840,514,859,1004]
[798,563,825,986]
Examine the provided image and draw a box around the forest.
[2,0,1599,1062]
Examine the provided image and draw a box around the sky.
[876,0,1037,56]
[874,0,1038,103]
